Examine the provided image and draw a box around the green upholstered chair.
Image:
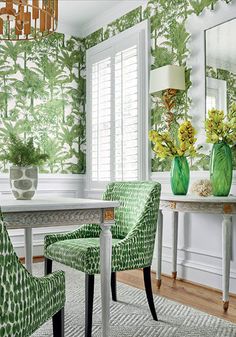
[44,181,161,337]
[0,217,65,337]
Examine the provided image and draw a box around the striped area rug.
[32,262,236,337]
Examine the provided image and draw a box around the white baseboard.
[152,254,236,294]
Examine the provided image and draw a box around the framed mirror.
[186,0,236,139]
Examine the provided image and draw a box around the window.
[86,21,148,190]
[206,77,227,113]
[206,88,217,113]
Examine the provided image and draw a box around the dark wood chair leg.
[111,272,117,302]
[53,307,65,337]
[85,274,94,337]
[143,266,158,321]
[44,257,52,276]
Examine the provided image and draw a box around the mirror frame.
[186,0,236,140]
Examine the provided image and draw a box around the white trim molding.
[152,249,236,293]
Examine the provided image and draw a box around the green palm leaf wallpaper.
[85,0,235,172]
[0,0,234,175]
[0,33,86,174]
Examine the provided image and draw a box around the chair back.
[0,216,21,276]
[103,181,161,240]
[1,216,65,337]
[0,216,28,334]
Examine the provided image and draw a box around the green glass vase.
[171,156,190,195]
[210,142,232,196]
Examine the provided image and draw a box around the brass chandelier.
[0,0,58,41]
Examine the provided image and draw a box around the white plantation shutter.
[86,21,148,190]
[115,46,138,181]
[91,57,111,181]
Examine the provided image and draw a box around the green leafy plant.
[0,134,49,167]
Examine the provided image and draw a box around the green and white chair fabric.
[0,216,65,337]
[44,181,161,337]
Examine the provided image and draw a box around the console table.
[156,194,236,311]
[1,196,119,337]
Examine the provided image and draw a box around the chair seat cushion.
[45,238,122,275]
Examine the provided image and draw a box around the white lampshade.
[149,65,186,94]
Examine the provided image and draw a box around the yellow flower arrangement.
[205,105,236,144]
[149,121,198,160]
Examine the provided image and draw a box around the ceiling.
[57,0,146,37]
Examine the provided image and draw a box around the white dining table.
[1,196,119,337]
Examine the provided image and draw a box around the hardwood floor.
[117,269,236,324]
[28,258,236,323]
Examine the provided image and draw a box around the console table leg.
[222,215,232,311]
[24,228,33,273]
[156,210,163,289]
[100,222,112,337]
[172,212,179,280]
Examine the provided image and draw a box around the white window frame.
[86,20,150,193]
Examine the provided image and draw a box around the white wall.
[4,174,85,258]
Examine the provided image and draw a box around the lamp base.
[162,88,177,129]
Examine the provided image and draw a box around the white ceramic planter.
[10,166,38,200]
